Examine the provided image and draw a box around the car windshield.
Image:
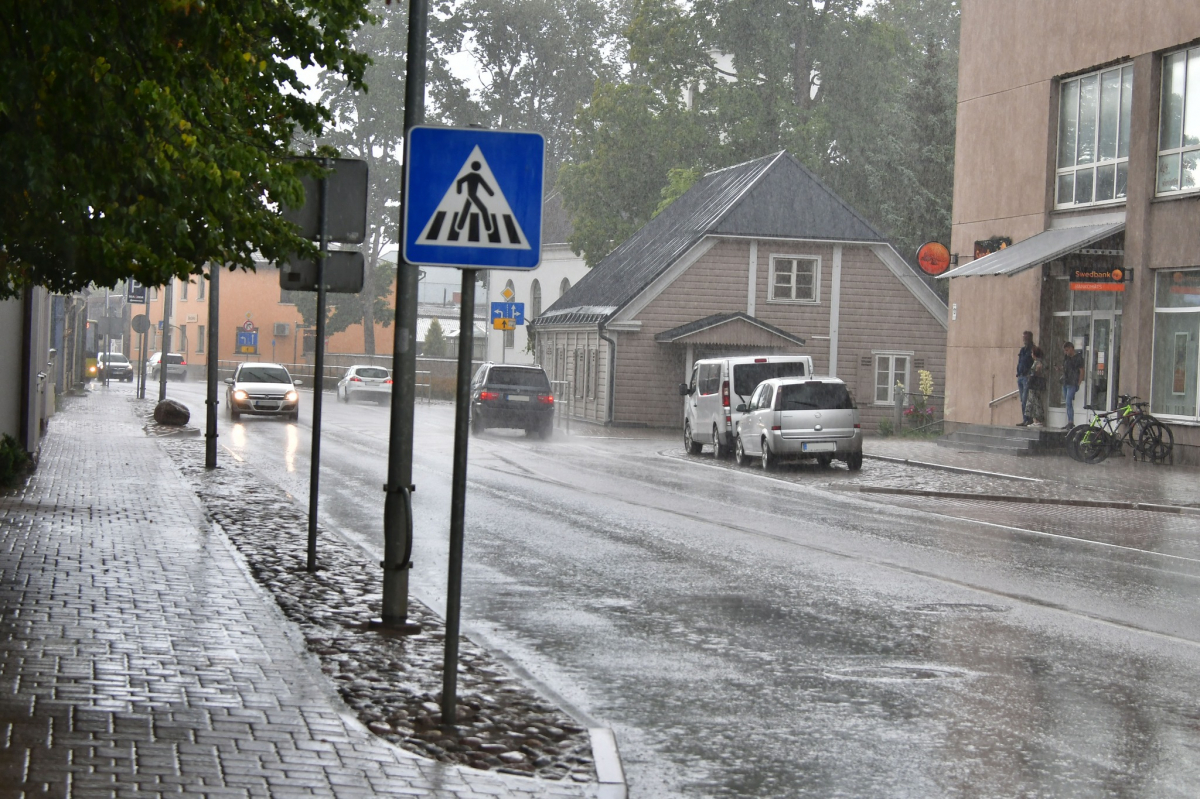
[488,367,549,389]
[101,355,129,364]
[778,382,855,411]
[239,367,291,383]
[355,368,389,379]
[732,362,807,399]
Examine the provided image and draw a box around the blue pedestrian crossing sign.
[403,126,545,270]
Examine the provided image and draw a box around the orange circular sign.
[916,241,951,276]
[1111,268,1124,282]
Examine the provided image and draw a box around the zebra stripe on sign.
[416,147,530,249]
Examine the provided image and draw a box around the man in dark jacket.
[1062,341,1085,428]
[1016,330,1034,426]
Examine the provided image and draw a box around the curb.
[589,728,627,799]
[839,485,1200,516]
[864,453,1043,482]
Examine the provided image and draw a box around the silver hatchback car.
[734,377,863,470]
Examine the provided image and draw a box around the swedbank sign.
[1070,266,1129,292]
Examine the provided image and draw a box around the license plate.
[507,394,530,402]
[802,442,836,453]
[255,402,279,410]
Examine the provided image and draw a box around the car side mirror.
[292,379,303,387]
[678,383,690,396]
[735,403,748,413]
[223,378,234,385]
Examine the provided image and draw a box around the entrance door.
[1089,314,1114,412]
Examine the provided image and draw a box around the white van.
[679,355,815,457]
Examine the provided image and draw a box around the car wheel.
[847,451,863,471]
[684,422,702,455]
[230,406,240,421]
[817,453,834,468]
[713,425,729,459]
[761,439,776,471]
[471,412,483,437]
[339,389,348,403]
[539,423,554,441]
[289,410,299,421]
[734,436,750,467]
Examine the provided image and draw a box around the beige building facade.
[945,0,1200,462]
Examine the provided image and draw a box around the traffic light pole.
[376,0,428,634]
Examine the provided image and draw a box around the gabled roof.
[539,152,887,324]
[654,312,806,347]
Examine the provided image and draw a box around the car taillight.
[854,423,861,429]
[384,378,393,385]
[537,394,554,404]
[350,376,362,382]
[180,360,187,366]
[480,391,499,401]
[754,358,767,363]
[721,380,729,408]
[772,425,781,431]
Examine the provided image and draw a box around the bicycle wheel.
[1065,426,1089,462]
[1136,420,1174,464]
[1077,428,1113,464]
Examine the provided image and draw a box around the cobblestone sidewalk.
[0,391,596,798]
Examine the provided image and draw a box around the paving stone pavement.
[0,391,597,799]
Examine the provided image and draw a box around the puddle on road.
[908,602,1010,614]
[826,664,970,682]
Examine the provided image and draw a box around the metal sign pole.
[441,267,476,726]
[376,0,429,633]
[308,166,330,572]
[158,281,173,402]
[205,264,221,469]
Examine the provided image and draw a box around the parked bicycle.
[1065,394,1173,464]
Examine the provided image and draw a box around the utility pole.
[158,280,173,402]
[376,0,429,634]
[205,264,220,468]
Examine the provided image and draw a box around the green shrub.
[878,418,894,437]
[0,434,30,487]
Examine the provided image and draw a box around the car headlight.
[233,389,248,401]
[285,390,298,402]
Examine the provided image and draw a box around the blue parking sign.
[403,127,545,270]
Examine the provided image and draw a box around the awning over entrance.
[654,312,806,348]
[941,222,1125,278]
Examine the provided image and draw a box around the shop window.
[1157,46,1200,196]
[769,255,820,303]
[874,353,911,405]
[197,325,205,354]
[1151,269,1200,419]
[1055,64,1133,208]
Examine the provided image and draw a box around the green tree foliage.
[455,0,628,178]
[423,317,448,357]
[559,0,960,277]
[306,3,469,353]
[0,0,372,299]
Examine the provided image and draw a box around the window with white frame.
[196,325,205,353]
[874,352,911,405]
[769,255,819,303]
[1055,63,1133,208]
[1157,46,1200,196]
[1151,269,1200,420]
[179,278,189,301]
[197,277,206,301]
[530,279,542,319]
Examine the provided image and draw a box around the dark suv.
[469,363,555,438]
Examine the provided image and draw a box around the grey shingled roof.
[654,312,806,346]
[536,151,886,325]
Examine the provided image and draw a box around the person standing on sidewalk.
[1025,346,1047,427]
[1016,330,1034,426]
[1062,341,1084,429]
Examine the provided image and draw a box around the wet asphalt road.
[153,381,1200,798]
